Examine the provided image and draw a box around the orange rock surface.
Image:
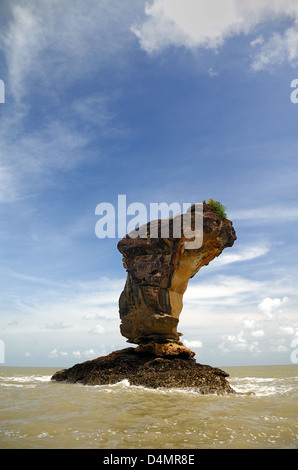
[118,203,237,352]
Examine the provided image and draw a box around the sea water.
[0,365,297,449]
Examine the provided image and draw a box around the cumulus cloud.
[88,324,106,335]
[258,296,289,319]
[84,349,96,358]
[48,348,65,358]
[132,0,243,53]
[251,27,298,71]
[219,331,261,355]
[218,295,296,360]
[0,274,123,364]
[72,350,82,358]
[242,318,256,330]
[132,0,298,70]
[184,339,203,349]
[279,326,295,336]
[251,329,265,337]
[48,348,98,360]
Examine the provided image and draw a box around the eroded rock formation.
[118,203,236,353]
[51,202,237,394]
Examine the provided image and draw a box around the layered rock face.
[51,203,237,394]
[118,203,236,352]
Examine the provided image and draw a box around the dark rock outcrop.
[51,347,235,394]
[51,202,237,394]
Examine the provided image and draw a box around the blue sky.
[0,0,298,367]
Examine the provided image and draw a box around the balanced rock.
[118,203,236,353]
[51,202,237,394]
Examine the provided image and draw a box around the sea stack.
[52,201,237,394]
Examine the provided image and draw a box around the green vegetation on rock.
[203,198,227,219]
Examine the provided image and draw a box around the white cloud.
[48,348,59,358]
[279,326,295,336]
[243,318,256,329]
[2,4,45,103]
[217,295,296,361]
[251,27,298,71]
[184,275,264,306]
[133,0,298,70]
[0,113,90,204]
[230,206,298,223]
[258,296,288,319]
[0,1,138,205]
[132,0,242,53]
[43,321,71,330]
[48,348,98,360]
[2,0,141,103]
[219,331,261,355]
[0,274,123,362]
[88,324,106,335]
[0,166,18,203]
[184,339,203,349]
[276,345,288,352]
[72,350,82,358]
[83,312,108,320]
[251,329,265,337]
[84,349,96,358]
[210,244,269,267]
[250,35,264,47]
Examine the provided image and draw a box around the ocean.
[0,364,297,449]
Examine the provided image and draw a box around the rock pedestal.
[118,203,236,354]
[52,203,237,394]
[51,347,235,394]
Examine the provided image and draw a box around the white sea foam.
[1,371,296,398]
[98,376,290,397]
[111,378,131,387]
[94,381,215,397]
[230,376,297,396]
[0,375,52,388]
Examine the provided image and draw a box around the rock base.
[51,347,235,395]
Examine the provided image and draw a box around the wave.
[97,376,298,398]
[1,374,297,397]
[0,375,52,388]
[229,376,298,397]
